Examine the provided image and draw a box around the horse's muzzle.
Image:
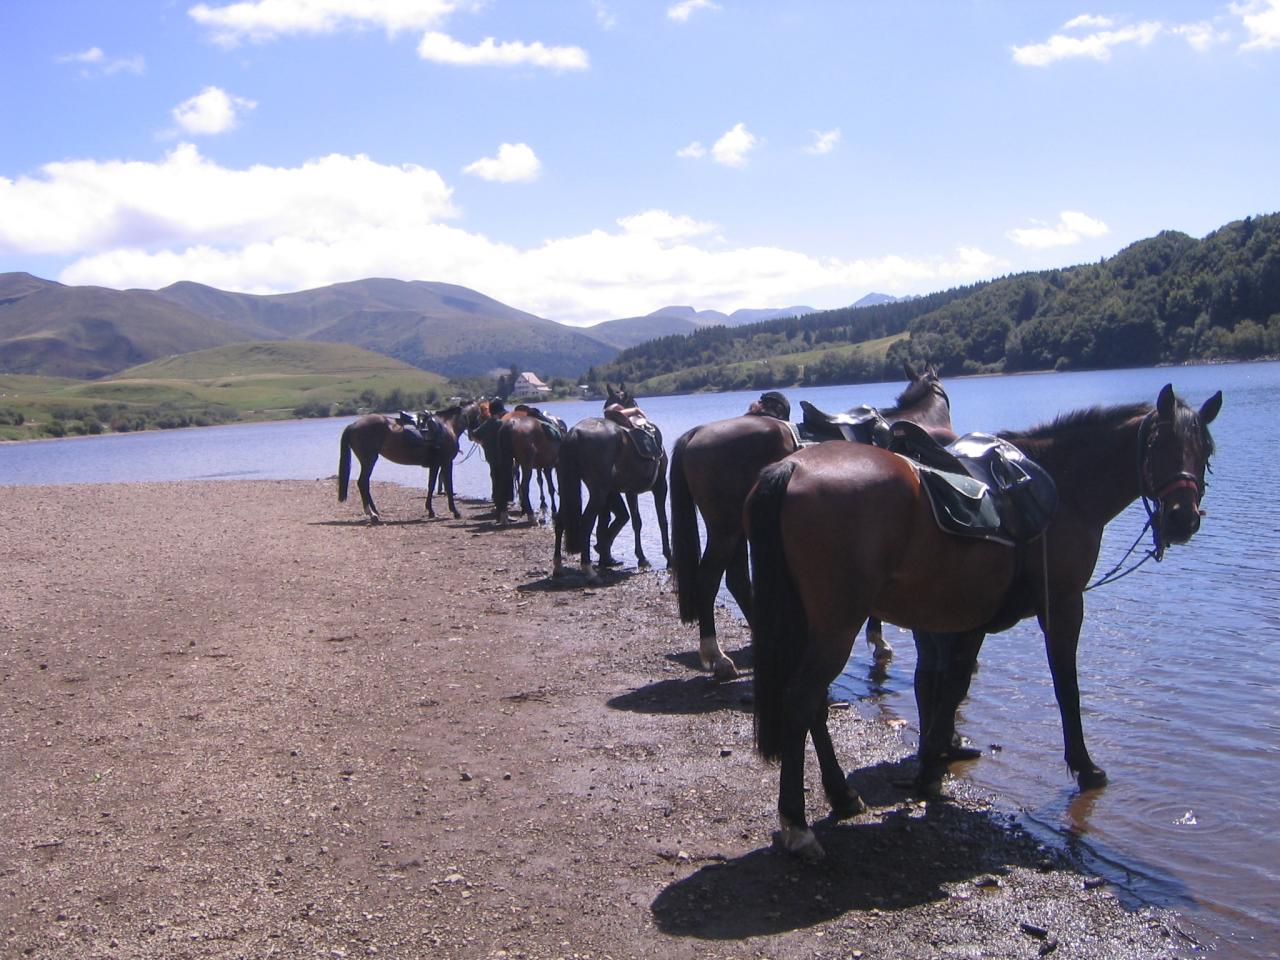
[1161,500,1202,544]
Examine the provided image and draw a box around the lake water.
[3,363,1277,956]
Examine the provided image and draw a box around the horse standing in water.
[553,385,671,581]
[669,364,953,680]
[746,384,1221,859]
[337,402,484,521]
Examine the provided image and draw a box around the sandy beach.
[0,480,1199,959]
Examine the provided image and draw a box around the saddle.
[797,400,891,447]
[514,404,566,442]
[624,420,664,461]
[392,411,436,450]
[887,421,1058,545]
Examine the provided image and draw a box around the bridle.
[1086,409,1206,590]
[1137,409,1207,561]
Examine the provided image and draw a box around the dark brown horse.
[669,363,953,679]
[490,406,566,524]
[746,384,1221,858]
[337,402,484,521]
[553,385,671,581]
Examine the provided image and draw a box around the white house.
[512,371,551,400]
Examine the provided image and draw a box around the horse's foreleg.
[597,495,628,566]
[579,490,605,584]
[442,463,460,518]
[519,465,536,522]
[626,492,649,568]
[1041,596,1105,789]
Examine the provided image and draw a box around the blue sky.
[1,1,1278,326]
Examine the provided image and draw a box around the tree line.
[588,213,1280,390]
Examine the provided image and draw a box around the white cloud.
[1234,0,1280,50]
[56,46,145,76]
[1173,21,1230,51]
[711,123,760,167]
[0,144,456,256]
[172,86,257,136]
[188,0,456,46]
[617,210,716,241]
[0,146,1007,324]
[417,32,588,70]
[463,143,541,183]
[804,128,841,155]
[1007,210,1110,249]
[1062,14,1113,30]
[592,1,618,30]
[1012,20,1162,66]
[676,141,706,159]
[667,0,720,23]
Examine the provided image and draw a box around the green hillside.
[0,342,449,441]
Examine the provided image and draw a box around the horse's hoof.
[830,790,866,820]
[1076,766,1108,791]
[911,771,947,800]
[773,827,824,861]
[712,658,738,682]
[636,557,651,569]
[943,736,982,762]
[872,645,894,663]
[597,556,623,568]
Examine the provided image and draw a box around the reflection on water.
[3,362,1278,957]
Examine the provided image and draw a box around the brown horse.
[337,402,484,521]
[746,384,1221,859]
[669,363,953,679]
[490,406,567,524]
[553,385,671,581]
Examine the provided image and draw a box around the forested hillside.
[590,213,1280,392]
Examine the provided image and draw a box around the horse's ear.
[1199,391,1223,425]
[902,360,918,381]
[1157,383,1176,420]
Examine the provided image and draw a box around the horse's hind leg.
[626,492,649,568]
[913,629,984,796]
[865,618,893,661]
[810,706,866,819]
[696,532,743,679]
[358,454,380,522]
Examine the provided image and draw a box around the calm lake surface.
[3,362,1277,956]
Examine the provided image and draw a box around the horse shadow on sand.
[515,565,643,594]
[312,516,433,528]
[651,774,1065,941]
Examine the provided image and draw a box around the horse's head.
[1142,384,1222,548]
[747,390,791,420]
[605,382,634,410]
[890,361,950,426]
[459,399,491,434]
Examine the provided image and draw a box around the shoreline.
[1,481,1203,958]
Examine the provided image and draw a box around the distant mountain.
[584,303,817,350]
[0,274,254,379]
[725,306,815,326]
[853,293,898,308]
[1,274,618,380]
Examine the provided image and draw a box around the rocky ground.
[0,481,1205,959]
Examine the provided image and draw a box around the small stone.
[1020,922,1049,939]
[460,772,473,782]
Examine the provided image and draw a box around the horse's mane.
[434,404,462,418]
[883,375,946,417]
[1000,402,1152,443]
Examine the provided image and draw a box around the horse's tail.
[746,458,804,763]
[669,429,701,623]
[557,432,585,553]
[337,424,353,502]
[492,421,516,510]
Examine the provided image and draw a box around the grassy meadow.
[0,342,450,441]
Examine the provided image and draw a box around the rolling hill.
[584,303,817,350]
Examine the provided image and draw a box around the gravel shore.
[0,481,1201,959]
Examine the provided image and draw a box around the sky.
[1,1,1278,328]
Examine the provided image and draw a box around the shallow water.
[3,362,1276,956]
